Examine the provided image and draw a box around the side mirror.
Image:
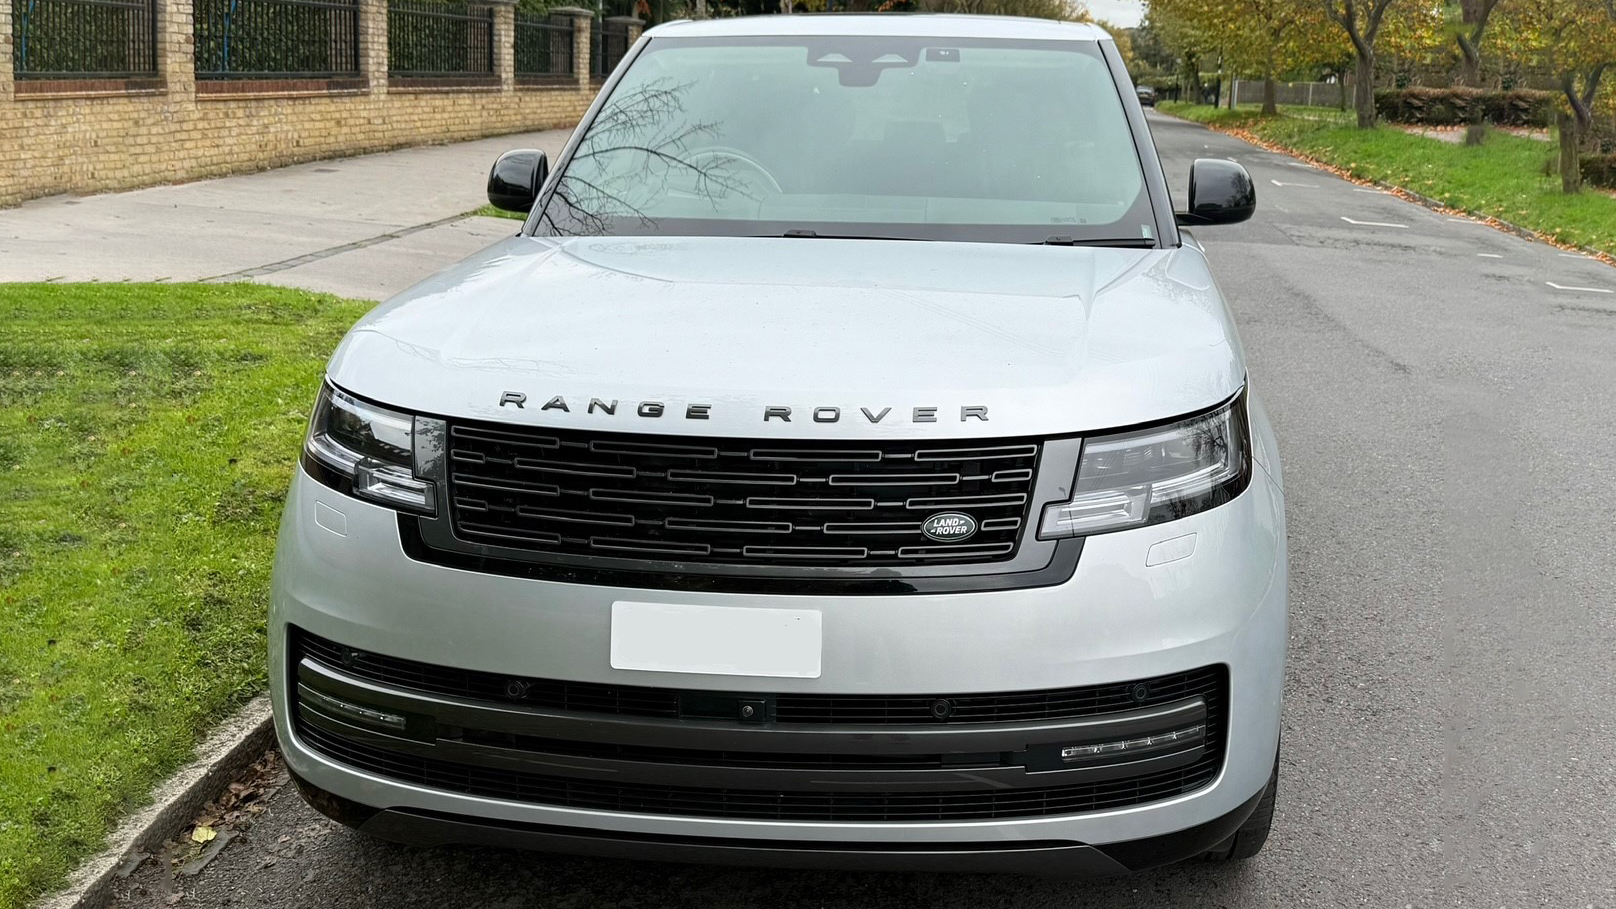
[1176,159,1255,226]
[487,149,549,213]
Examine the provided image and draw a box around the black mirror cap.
[1176,158,1256,226]
[487,149,549,213]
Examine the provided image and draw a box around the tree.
[1454,0,1506,88]
[1150,0,1339,114]
[1144,0,1217,102]
[1497,0,1616,192]
[908,0,1089,17]
[1321,0,1405,128]
[1131,14,1179,75]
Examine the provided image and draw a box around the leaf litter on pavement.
[115,751,288,904]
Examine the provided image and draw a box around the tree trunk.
[1458,37,1482,88]
[1354,51,1376,129]
[1338,73,1348,111]
[1558,111,1582,194]
[1262,47,1278,115]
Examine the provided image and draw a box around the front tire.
[1200,757,1277,862]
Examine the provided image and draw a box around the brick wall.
[0,2,637,208]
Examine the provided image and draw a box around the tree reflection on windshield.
[537,79,753,236]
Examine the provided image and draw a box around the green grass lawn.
[471,204,526,221]
[0,283,370,909]
[1158,101,1616,257]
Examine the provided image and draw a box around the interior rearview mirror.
[487,149,549,214]
[1175,159,1256,227]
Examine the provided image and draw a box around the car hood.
[328,236,1245,440]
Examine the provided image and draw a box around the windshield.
[534,35,1155,244]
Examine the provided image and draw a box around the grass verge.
[471,204,526,221]
[0,283,370,909]
[1157,101,1616,258]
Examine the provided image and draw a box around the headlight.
[303,383,436,515]
[1038,393,1249,539]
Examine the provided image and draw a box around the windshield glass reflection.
[536,36,1156,244]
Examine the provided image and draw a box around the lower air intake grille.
[295,721,1224,822]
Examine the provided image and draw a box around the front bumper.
[288,765,1268,876]
[270,461,1286,869]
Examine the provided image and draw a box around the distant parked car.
[1137,84,1157,106]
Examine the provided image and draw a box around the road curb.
[1376,183,1615,264]
[33,697,275,909]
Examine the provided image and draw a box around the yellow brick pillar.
[605,16,644,54]
[159,0,196,101]
[489,0,516,92]
[0,0,14,103]
[360,0,389,96]
[549,7,592,90]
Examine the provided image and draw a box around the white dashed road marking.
[1546,282,1613,294]
[1478,254,1503,258]
[1341,217,1409,229]
[1353,188,1385,194]
[1270,180,1318,188]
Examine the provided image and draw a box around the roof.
[645,14,1112,42]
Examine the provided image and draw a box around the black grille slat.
[896,543,1016,560]
[445,423,1040,567]
[296,631,1221,727]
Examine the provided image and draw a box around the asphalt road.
[113,112,1616,908]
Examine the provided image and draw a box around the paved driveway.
[109,112,1616,907]
[0,129,570,300]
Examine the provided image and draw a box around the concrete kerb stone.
[32,698,275,909]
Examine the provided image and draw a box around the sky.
[1085,0,1144,27]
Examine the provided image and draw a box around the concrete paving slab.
[253,216,521,300]
[0,127,570,293]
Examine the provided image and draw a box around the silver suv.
[271,13,1285,876]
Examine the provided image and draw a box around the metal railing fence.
[513,14,572,78]
[1230,79,1349,109]
[590,17,628,79]
[388,0,494,78]
[193,0,361,79]
[11,0,158,78]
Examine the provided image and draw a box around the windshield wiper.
[777,229,931,241]
[1038,236,1158,248]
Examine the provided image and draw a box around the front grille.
[296,722,1223,822]
[299,631,1222,726]
[443,421,1040,567]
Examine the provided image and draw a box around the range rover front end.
[269,14,1285,877]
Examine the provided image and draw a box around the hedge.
[1374,87,1558,128]
[1583,154,1616,190]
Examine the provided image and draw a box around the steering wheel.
[686,147,784,197]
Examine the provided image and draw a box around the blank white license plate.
[610,601,823,679]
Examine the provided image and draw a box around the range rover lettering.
[271,14,1285,876]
